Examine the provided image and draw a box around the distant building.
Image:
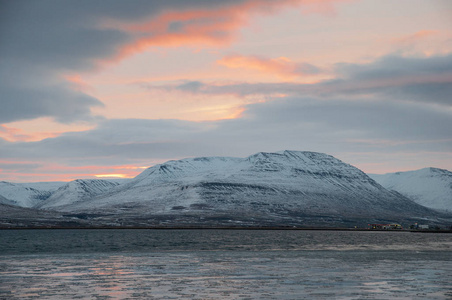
[369,223,403,230]
[410,223,430,230]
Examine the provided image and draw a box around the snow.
[59,151,434,223]
[129,150,372,189]
[21,181,66,191]
[0,194,15,206]
[370,167,452,211]
[2,151,446,226]
[0,181,64,208]
[36,179,120,209]
[0,180,125,209]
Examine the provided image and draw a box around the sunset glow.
[94,174,131,179]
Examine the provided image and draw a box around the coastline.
[1,225,451,232]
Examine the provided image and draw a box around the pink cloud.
[297,0,355,16]
[390,30,451,56]
[217,54,321,79]
[100,0,350,63]
[0,125,60,143]
[64,74,96,94]
[393,30,439,46]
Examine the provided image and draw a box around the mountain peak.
[426,167,452,176]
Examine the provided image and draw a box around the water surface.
[1,229,451,299]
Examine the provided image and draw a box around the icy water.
[0,229,451,299]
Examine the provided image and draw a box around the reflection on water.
[0,230,451,299]
[1,251,451,299]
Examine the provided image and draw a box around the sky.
[0,0,452,182]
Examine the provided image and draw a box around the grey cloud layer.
[145,53,452,107]
[2,95,451,171]
[0,0,244,67]
[0,0,250,123]
[330,54,452,106]
[4,52,451,167]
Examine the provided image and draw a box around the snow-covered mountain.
[36,179,120,210]
[0,181,64,207]
[0,194,15,206]
[59,151,439,227]
[370,168,452,211]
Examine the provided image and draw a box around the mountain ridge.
[370,167,452,211]
[0,181,62,207]
[36,179,120,210]
[1,151,450,228]
[55,150,441,227]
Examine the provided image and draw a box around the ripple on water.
[0,230,451,299]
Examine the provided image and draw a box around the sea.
[0,229,451,299]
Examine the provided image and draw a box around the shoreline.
[1,226,451,233]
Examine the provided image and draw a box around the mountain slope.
[0,194,15,206]
[0,181,63,207]
[60,151,439,226]
[370,168,452,211]
[0,203,93,228]
[36,179,120,209]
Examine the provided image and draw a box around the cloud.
[0,125,61,142]
[104,0,347,61]
[0,1,237,124]
[391,30,445,56]
[330,53,452,106]
[217,54,321,79]
[393,30,438,46]
[0,162,42,172]
[0,0,348,124]
[0,0,345,69]
[1,0,450,181]
[110,8,245,59]
[336,53,452,82]
[244,97,452,142]
[138,80,308,98]
[0,0,128,124]
[142,52,452,107]
[1,93,451,180]
[0,75,104,124]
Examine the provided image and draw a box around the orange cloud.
[0,125,60,142]
[225,107,246,120]
[101,0,349,63]
[64,74,96,94]
[217,54,320,79]
[107,8,248,61]
[0,119,96,143]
